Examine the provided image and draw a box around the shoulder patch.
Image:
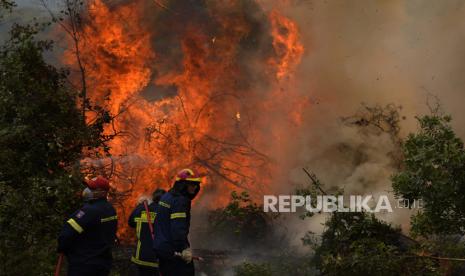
[76,210,85,218]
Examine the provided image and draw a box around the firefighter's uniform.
[58,198,117,276]
[153,191,194,275]
[128,202,159,275]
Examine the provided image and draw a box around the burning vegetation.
[4,0,465,275]
[63,0,306,240]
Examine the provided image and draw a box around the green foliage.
[233,252,318,275]
[208,191,274,246]
[392,114,465,236]
[419,236,465,275]
[202,191,315,275]
[310,212,438,276]
[272,251,316,275]
[234,262,273,276]
[0,24,107,275]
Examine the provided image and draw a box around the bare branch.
[302,168,326,195]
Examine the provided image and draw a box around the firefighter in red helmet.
[58,176,118,276]
[153,169,202,276]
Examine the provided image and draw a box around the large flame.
[65,0,305,240]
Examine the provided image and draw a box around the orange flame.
[64,0,306,241]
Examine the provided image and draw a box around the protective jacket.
[152,190,191,258]
[128,202,159,268]
[58,198,117,270]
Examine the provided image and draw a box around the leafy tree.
[418,235,465,275]
[208,191,274,247]
[309,212,438,276]
[0,24,108,275]
[392,114,465,236]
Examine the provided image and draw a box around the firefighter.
[153,168,202,276]
[57,176,117,276]
[128,188,166,276]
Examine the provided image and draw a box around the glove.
[137,195,151,204]
[181,248,193,263]
[82,187,93,202]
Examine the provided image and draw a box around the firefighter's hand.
[181,248,193,263]
[137,195,151,204]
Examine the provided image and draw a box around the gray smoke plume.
[260,0,465,236]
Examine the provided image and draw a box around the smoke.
[256,0,465,235]
[3,0,465,270]
[8,0,460,244]
[282,0,465,135]
[68,0,465,240]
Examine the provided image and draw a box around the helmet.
[85,176,110,191]
[175,168,202,183]
[172,169,201,200]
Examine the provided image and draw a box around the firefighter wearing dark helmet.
[128,188,166,276]
[57,176,117,276]
[153,168,202,276]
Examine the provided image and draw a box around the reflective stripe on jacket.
[57,198,117,270]
[153,192,191,258]
[128,202,159,267]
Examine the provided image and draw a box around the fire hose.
[143,200,155,240]
[143,200,203,262]
[54,253,64,276]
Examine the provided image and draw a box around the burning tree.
[43,0,307,240]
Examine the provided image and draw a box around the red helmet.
[175,168,202,183]
[85,176,110,191]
